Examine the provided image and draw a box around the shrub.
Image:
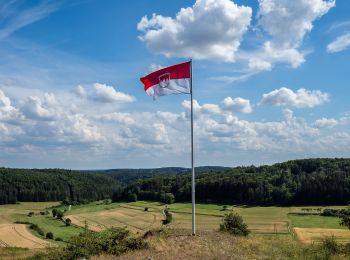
[163,193,175,204]
[340,215,350,229]
[220,212,250,236]
[46,232,54,239]
[56,210,64,220]
[61,227,147,259]
[320,236,339,257]
[162,208,173,225]
[55,237,63,242]
[28,212,34,217]
[29,223,45,236]
[37,228,45,236]
[52,209,57,218]
[144,207,148,211]
[65,218,72,226]
[222,205,228,211]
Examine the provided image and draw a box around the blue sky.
[0,0,349,169]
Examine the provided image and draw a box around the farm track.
[11,226,47,247]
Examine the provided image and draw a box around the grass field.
[0,200,349,254]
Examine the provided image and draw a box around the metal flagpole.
[190,59,195,236]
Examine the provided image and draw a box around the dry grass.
[294,228,350,244]
[91,229,349,260]
[0,224,54,249]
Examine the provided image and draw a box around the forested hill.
[100,166,230,184]
[0,168,121,205]
[112,158,350,206]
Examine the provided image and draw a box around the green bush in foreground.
[46,232,54,240]
[28,227,147,260]
[220,212,250,236]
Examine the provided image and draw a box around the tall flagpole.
[190,59,195,236]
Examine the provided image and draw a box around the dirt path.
[0,224,53,249]
[294,227,350,244]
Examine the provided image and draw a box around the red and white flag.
[140,61,191,99]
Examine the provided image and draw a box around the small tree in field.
[46,232,54,239]
[340,215,350,229]
[220,212,250,236]
[52,209,57,218]
[163,193,175,204]
[56,210,64,220]
[65,218,72,226]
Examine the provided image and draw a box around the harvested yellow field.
[66,207,163,233]
[0,224,53,249]
[294,227,350,244]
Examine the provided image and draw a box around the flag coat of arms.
[140,61,191,99]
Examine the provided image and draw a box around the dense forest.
[112,158,350,205]
[100,166,229,184]
[1,158,350,206]
[0,168,121,204]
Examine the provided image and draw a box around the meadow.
[0,201,349,258]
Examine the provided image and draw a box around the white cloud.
[327,32,350,53]
[137,0,252,62]
[148,64,164,73]
[261,87,329,108]
[0,87,349,168]
[0,89,11,107]
[75,85,87,97]
[222,97,252,113]
[93,83,135,103]
[248,58,272,71]
[258,0,335,49]
[254,0,335,68]
[314,117,338,128]
[20,95,56,121]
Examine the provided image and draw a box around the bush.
[320,236,339,257]
[56,210,64,220]
[52,209,57,218]
[144,207,149,211]
[28,212,34,217]
[46,232,54,239]
[61,227,147,259]
[55,237,63,242]
[162,208,172,225]
[220,212,250,236]
[30,223,45,236]
[65,218,72,226]
[163,193,175,204]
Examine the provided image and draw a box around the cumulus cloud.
[248,58,272,71]
[261,87,329,108]
[327,32,350,53]
[20,95,56,121]
[258,0,335,49]
[75,85,87,97]
[93,83,135,103]
[222,97,252,113]
[137,0,252,62]
[252,0,335,68]
[314,117,338,128]
[1,87,349,168]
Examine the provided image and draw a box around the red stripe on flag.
[140,61,191,91]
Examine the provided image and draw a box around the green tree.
[163,193,175,204]
[220,212,250,236]
[65,218,72,226]
[46,232,54,239]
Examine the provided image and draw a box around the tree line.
[112,158,350,205]
[0,168,121,204]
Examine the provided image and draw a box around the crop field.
[0,201,349,253]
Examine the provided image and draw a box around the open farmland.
[0,200,349,255]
